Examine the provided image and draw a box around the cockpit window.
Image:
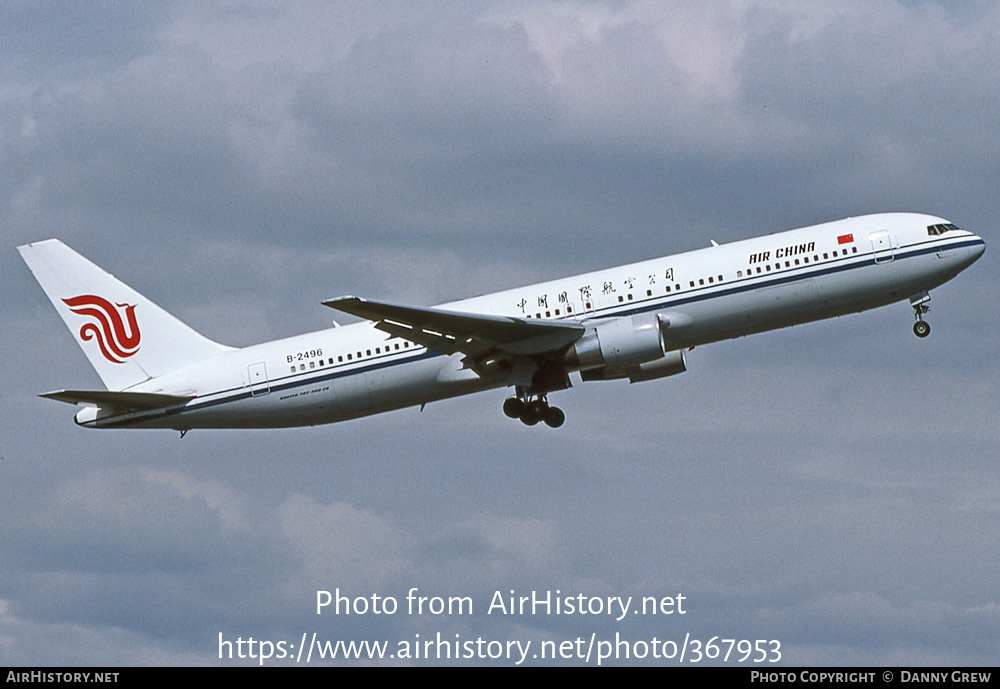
[927,223,961,235]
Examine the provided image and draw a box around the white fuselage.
[78,212,985,429]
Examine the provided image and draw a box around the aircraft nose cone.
[968,236,986,262]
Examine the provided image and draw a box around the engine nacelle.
[624,348,687,382]
[579,348,687,383]
[565,313,666,371]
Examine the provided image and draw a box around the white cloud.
[3,0,999,666]
[277,494,413,589]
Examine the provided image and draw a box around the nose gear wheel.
[909,292,931,338]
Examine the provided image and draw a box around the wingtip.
[322,295,362,308]
[17,238,60,252]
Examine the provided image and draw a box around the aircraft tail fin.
[18,239,232,391]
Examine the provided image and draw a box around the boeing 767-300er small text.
[18,213,984,431]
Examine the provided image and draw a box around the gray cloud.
[2,0,997,666]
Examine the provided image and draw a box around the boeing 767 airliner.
[18,212,984,431]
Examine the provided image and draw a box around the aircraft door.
[869,230,895,263]
[248,362,270,396]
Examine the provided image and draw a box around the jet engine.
[564,313,689,383]
[579,348,687,383]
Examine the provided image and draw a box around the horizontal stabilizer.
[322,295,584,356]
[40,389,194,411]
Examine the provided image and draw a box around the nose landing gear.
[502,393,565,428]
[910,292,931,338]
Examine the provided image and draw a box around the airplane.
[18,212,984,432]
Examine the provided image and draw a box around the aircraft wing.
[40,389,194,411]
[322,296,584,358]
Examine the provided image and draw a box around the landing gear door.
[869,230,895,263]
[248,362,270,396]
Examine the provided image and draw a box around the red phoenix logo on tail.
[62,295,141,364]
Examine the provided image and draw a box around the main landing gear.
[503,394,565,428]
[910,292,931,338]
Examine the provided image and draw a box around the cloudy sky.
[2,0,998,666]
